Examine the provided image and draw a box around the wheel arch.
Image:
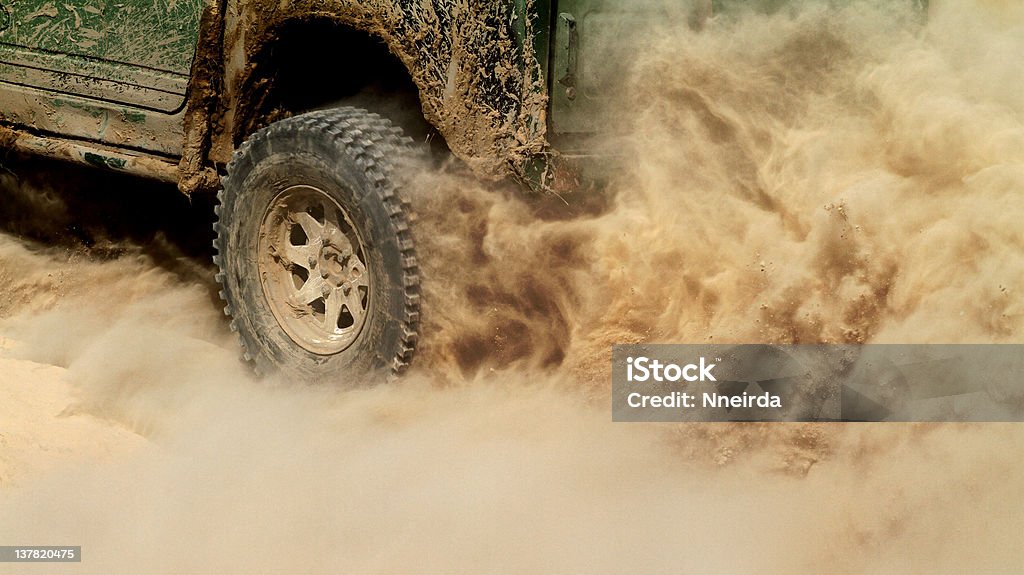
[190,1,553,190]
[242,18,440,147]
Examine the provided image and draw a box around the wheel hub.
[257,184,371,355]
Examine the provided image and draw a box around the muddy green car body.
[0,0,569,191]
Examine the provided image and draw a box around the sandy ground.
[0,345,143,489]
[0,210,1020,574]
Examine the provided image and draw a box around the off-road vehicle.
[0,0,611,381]
[0,0,922,381]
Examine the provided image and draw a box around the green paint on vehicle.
[122,110,146,124]
[83,152,127,170]
[64,99,105,118]
[0,0,202,76]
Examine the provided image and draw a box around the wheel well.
[236,19,445,149]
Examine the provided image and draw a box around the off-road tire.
[213,107,420,382]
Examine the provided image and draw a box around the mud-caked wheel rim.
[257,184,371,355]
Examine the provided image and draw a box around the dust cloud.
[1,0,1023,572]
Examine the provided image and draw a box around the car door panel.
[0,0,202,156]
[0,0,201,111]
[0,85,185,156]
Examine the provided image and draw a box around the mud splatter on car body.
[0,0,553,191]
[221,1,549,176]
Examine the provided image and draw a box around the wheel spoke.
[324,289,345,331]
[291,275,326,306]
[292,212,323,241]
[322,222,354,254]
[284,241,318,270]
[344,285,366,318]
[350,260,369,289]
[322,200,339,226]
